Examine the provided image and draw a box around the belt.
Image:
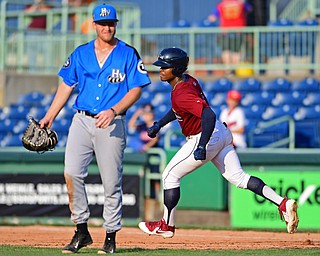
[77,110,96,117]
[77,110,125,117]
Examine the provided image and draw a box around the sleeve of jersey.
[178,92,208,117]
[125,49,151,90]
[57,52,78,87]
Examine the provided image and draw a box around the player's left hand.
[194,145,206,160]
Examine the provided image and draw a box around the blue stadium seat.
[233,77,261,92]
[295,120,320,148]
[154,104,171,120]
[2,105,30,120]
[271,91,306,106]
[291,77,319,92]
[294,105,320,121]
[166,19,191,28]
[242,91,275,107]
[148,81,172,93]
[0,119,17,134]
[193,18,218,28]
[12,120,28,134]
[261,78,291,92]
[151,92,171,106]
[0,134,23,147]
[135,91,155,107]
[207,92,227,107]
[303,92,320,106]
[242,105,266,119]
[204,78,233,93]
[261,105,298,121]
[51,118,71,135]
[18,91,45,107]
[28,106,47,120]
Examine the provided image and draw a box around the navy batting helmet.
[153,47,189,77]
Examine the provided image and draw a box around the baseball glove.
[22,117,58,153]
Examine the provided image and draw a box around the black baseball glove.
[22,117,58,153]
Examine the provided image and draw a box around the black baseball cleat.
[98,233,116,254]
[62,229,93,253]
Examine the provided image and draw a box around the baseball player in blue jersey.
[39,4,151,254]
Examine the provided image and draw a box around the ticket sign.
[230,171,320,229]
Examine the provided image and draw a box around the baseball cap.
[227,90,242,101]
[92,4,119,23]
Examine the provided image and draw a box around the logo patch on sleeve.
[62,57,71,68]
[137,60,147,74]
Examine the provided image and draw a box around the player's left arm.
[194,107,216,160]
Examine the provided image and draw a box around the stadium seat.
[135,91,155,107]
[207,92,227,107]
[0,134,23,147]
[233,77,261,92]
[204,78,233,93]
[51,118,71,134]
[261,105,298,121]
[12,120,28,134]
[2,105,30,120]
[166,19,191,28]
[151,92,171,106]
[294,105,320,121]
[242,105,266,119]
[261,78,291,92]
[303,92,320,106]
[28,106,47,120]
[148,81,172,93]
[295,120,320,148]
[271,91,306,106]
[154,104,171,120]
[193,18,218,28]
[0,119,17,133]
[18,91,45,107]
[291,77,319,92]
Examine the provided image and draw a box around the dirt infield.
[0,225,319,250]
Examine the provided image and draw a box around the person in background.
[128,104,161,207]
[208,0,252,69]
[219,90,247,148]
[39,3,151,254]
[138,47,298,239]
[24,0,51,71]
[128,104,159,152]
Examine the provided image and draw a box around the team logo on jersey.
[62,57,71,68]
[173,108,183,122]
[108,69,126,83]
[137,60,147,74]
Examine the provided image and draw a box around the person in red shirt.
[138,47,298,238]
[208,0,252,70]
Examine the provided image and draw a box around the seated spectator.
[219,90,247,148]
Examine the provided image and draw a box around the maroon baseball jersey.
[171,74,210,136]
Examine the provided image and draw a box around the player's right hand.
[147,122,161,138]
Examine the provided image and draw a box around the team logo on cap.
[100,8,111,17]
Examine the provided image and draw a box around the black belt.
[77,110,96,117]
[77,110,125,117]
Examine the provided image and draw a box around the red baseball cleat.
[278,198,299,234]
[138,218,175,238]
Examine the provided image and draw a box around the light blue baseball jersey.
[58,39,151,114]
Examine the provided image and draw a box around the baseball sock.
[76,223,89,235]
[247,176,282,206]
[163,187,180,226]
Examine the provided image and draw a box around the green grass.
[1,246,320,256]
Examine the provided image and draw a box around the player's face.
[159,67,175,82]
[93,21,117,43]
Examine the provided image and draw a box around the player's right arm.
[39,81,74,128]
[147,109,176,138]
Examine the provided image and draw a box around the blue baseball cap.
[92,4,119,23]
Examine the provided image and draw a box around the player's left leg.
[211,127,298,233]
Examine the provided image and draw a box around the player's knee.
[224,171,250,189]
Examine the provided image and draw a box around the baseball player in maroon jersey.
[138,47,299,238]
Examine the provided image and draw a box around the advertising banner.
[0,174,141,219]
[230,171,320,229]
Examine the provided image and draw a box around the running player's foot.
[138,218,175,238]
[278,198,299,234]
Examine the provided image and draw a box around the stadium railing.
[1,1,320,75]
